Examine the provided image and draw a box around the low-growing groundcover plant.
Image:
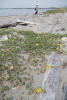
[0,29,67,100]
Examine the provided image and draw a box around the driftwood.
[0,20,39,28]
[0,22,28,28]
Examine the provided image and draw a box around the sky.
[0,0,67,8]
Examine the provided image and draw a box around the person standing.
[35,5,39,14]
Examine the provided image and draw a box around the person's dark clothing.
[35,7,38,14]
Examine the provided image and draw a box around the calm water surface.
[0,8,52,16]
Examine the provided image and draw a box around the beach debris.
[0,22,20,28]
[0,20,39,28]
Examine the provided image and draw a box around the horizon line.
[0,7,59,9]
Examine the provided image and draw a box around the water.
[0,8,53,16]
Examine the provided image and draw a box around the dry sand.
[0,12,67,100]
[0,13,67,34]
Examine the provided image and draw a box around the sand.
[0,12,67,100]
[0,13,67,34]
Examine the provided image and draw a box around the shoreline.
[0,7,59,17]
[0,12,67,34]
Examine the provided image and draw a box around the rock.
[61,44,67,53]
[39,68,60,100]
[63,84,67,100]
[60,37,67,53]
[61,37,67,43]
[18,35,25,39]
[9,96,13,100]
[62,55,67,68]
[0,35,8,41]
[46,52,61,67]
[39,52,61,100]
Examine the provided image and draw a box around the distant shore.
[0,7,59,9]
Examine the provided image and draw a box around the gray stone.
[9,96,13,100]
[39,52,61,100]
[0,35,8,41]
[39,68,60,100]
[61,44,67,53]
[63,84,67,100]
[46,52,61,67]
[60,37,67,53]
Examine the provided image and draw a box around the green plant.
[43,8,67,14]
[0,86,9,93]
[26,83,31,89]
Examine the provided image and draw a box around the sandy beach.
[0,10,67,100]
[0,12,67,34]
